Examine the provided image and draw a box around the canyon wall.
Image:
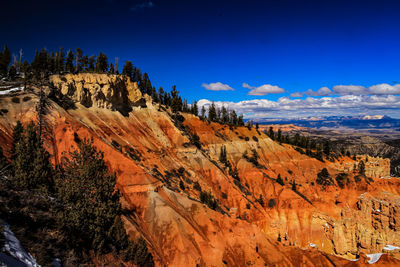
[0,74,399,266]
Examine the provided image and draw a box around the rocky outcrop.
[333,155,391,179]
[50,73,143,115]
[1,82,400,266]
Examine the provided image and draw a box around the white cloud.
[202,82,234,91]
[243,83,285,95]
[369,83,400,95]
[304,87,332,96]
[332,85,367,95]
[197,95,400,119]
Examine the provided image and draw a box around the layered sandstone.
[0,74,400,266]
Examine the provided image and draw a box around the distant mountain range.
[257,115,400,131]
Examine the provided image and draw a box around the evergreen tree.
[201,106,206,120]
[230,110,238,125]
[268,127,275,140]
[238,115,244,126]
[11,121,23,160]
[221,106,229,124]
[170,85,182,113]
[55,47,65,73]
[55,138,127,253]
[95,52,108,73]
[81,55,89,71]
[65,50,74,73]
[191,101,198,116]
[122,61,134,80]
[11,122,53,191]
[8,65,17,80]
[208,102,217,122]
[133,67,142,83]
[277,128,282,143]
[75,48,83,72]
[48,51,56,73]
[88,55,96,72]
[109,62,115,74]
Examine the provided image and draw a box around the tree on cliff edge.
[95,52,108,73]
[55,138,127,253]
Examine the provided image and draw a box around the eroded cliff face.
[50,73,144,115]
[0,75,400,266]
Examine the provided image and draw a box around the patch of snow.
[2,222,40,267]
[376,209,380,212]
[366,253,384,264]
[0,87,24,95]
[383,244,400,251]
[309,243,316,248]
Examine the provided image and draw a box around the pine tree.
[221,106,229,124]
[268,127,275,140]
[10,122,53,191]
[238,115,244,126]
[55,47,65,73]
[95,52,108,73]
[65,50,74,73]
[133,67,142,83]
[88,55,96,72]
[11,121,24,160]
[191,101,198,116]
[277,128,282,143]
[201,106,206,120]
[8,65,17,80]
[208,102,217,122]
[75,48,83,72]
[55,138,127,253]
[109,62,115,74]
[122,61,134,80]
[230,110,238,125]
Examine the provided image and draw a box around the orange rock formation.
[0,74,399,266]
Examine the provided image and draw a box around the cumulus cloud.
[369,83,400,95]
[304,87,332,96]
[197,95,400,119]
[202,82,234,91]
[332,85,367,95]
[289,83,400,98]
[130,1,154,11]
[243,83,285,95]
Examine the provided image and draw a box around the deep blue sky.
[2,0,400,118]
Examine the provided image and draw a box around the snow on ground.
[383,244,400,251]
[0,86,24,95]
[2,222,40,267]
[309,243,316,248]
[366,253,384,264]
